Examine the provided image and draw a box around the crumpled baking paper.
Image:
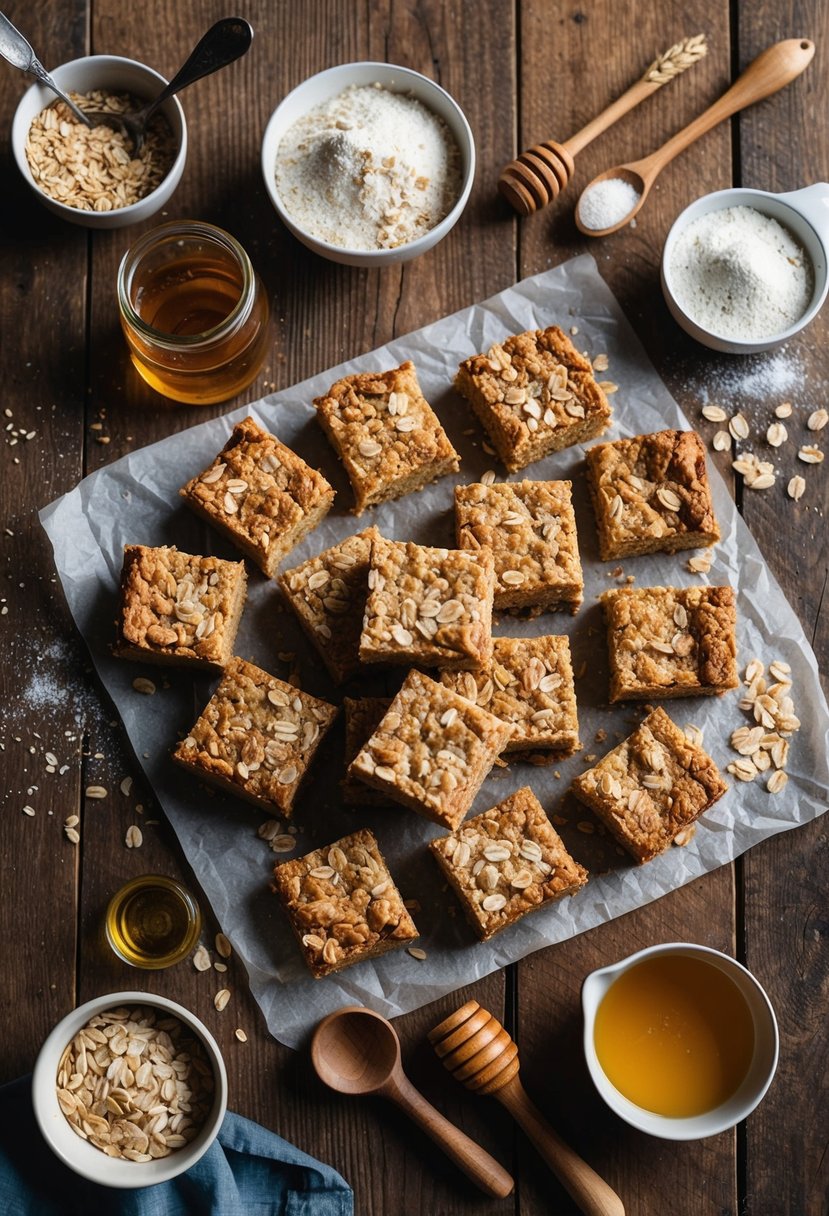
[40,254,829,1049]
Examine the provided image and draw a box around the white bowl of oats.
[11,55,187,228]
[32,992,227,1187]
[261,62,475,267]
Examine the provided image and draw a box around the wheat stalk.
[643,33,708,85]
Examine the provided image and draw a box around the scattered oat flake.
[766,422,787,447]
[407,947,427,960]
[64,825,80,844]
[215,933,232,959]
[787,475,806,501]
[132,676,157,695]
[687,550,714,574]
[214,962,228,973]
[64,814,80,828]
[712,430,731,452]
[767,770,788,794]
[214,989,231,1012]
[125,825,143,848]
[775,401,793,418]
[234,1028,247,1043]
[807,408,828,431]
[22,805,35,817]
[120,776,133,797]
[85,785,107,800]
[702,404,727,423]
[269,834,296,854]
[193,945,212,972]
[480,469,496,486]
[798,445,823,464]
[729,412,750,440]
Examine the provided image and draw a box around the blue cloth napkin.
[0,1076,352,1215]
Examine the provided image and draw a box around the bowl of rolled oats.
[32,992,227,1186]
[12,55,187,228]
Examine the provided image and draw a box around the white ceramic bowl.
[661,184,829,353]
[32,991,227,1187]
[260,61,475,267]
[11,55,187,229]
[582,943,779,1141]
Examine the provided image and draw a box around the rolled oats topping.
[172,657,338,817]
[180,418,335,578]
[56,1004,214,1160]
[114,545,247,671]
[359,536,495,671]
[279,527,379,682]
[348,668,513,829]
[455,479,583,613]
[430,787,587,940]
[314,361,459,514]
[272,828,419,977]
[454,326,612,472]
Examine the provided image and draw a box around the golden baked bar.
[314,360,460,514]
[341,696,392,806]
[441,635,580,756]
[348,669,513,829]
[359,536,495,672]
[172,657,337,817]
[179,417,335,577]
[455,479,583,613]
[603,585,739,702]
[279,527,379,683]
[454,326,612,472]
[272,828,419,978]
[586,429,720,560]
[571,706,728,863]
[430,786,588,941]
[113,544,247,671]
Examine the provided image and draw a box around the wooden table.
[2,3,827,1213]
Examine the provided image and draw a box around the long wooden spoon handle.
[384,1071,514,1199]
[496,1076,624,1216]
[636,38,814,177]
[563,77,664,158]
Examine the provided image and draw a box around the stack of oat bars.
[112,325,736,979]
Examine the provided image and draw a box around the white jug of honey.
[581,942,779,1140]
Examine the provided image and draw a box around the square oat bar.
[272,828,419,978]
[570,706,728,864]
[429,786,588,941]
[602,585,739,702]
[172,657,337,818]
[441,635,580,756]
[114,544,247,671]
[179,417,335,577]
[454,326,612,472]
[585,429,720,560]
[359,536,495,672]
[279,527,379,683]
[455,479,583,613]
[314,360,460,514]
[348,669,513,830]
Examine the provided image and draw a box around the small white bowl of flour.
[262,62,475,267]
[661,185,829,353]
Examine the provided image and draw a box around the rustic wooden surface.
[1,2,827,1213]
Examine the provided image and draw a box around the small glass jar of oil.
[117,220,270,405]
[105,874,201,969]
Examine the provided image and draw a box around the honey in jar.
[105,874,201,968]
[117,220,270,404]
[593,953,755,1117]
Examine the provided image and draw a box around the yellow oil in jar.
[593,955,755,1118]
[105,875,201,969]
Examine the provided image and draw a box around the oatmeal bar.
[341,697,392,806]
[314,360,460,514]
[359,536,495,672]
[179,417,335,577]
[441,635,580,756]
[571,706,728,863]
[454,326,612,472]
[279,527,379,683]
[113,544,247,671]
[586,429,720,560]
[430,786,588,941]
[172,657,337,817]
[455,479,583,613]
[272,828,419,978]
[603,585,738,702]
[348,669,513,829]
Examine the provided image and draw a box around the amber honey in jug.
[117,220,270,404]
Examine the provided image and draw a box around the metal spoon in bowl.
[0,14,253,154]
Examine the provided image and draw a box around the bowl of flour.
[661,185,829,353]
[261,62,475,267]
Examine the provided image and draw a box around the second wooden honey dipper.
[429,999,625,1216]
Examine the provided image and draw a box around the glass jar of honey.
[105,874,202,969]
[117,220,270,405]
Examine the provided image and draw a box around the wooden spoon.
[311,1006,514,1199]
[428,1000,625,1216]
[575,37,815,238]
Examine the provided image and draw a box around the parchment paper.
[40,255,829,1048]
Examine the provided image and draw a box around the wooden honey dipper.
[498,33,707,216]
[428,999,625,1216]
